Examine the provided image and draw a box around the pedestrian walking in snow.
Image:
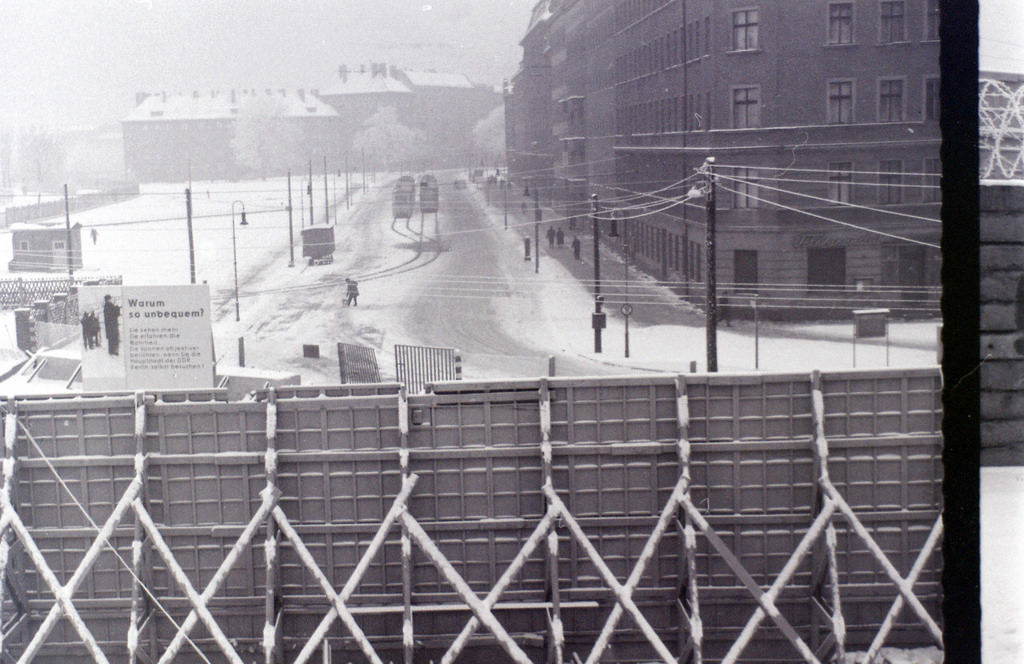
[556,227,565,247]
[345,278,359,307]
[546,226,556,248]
[572,235,581,261]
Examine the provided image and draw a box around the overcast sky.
[0,0,534,129]
[0,1,1019,131]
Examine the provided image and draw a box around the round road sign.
[620,303,633,316]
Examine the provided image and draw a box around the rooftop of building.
[317,63,414,96]
[123,88,338,122]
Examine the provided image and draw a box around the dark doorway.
[734,250,759,292]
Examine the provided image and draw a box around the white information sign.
[80,285,213,391]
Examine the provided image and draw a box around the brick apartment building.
[506,0,941,317]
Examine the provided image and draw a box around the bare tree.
[16,127,66,190]
[231,95,303,178]
[472,105,505,166]
[351,106,426,172]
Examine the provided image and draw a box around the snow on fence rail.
[0,369,941,663]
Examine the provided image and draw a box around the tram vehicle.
[392,176,416,221]
[419,174,439,215]
[301,225,335,265]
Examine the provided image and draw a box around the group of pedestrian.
[79,294,121,355]
[79,311,100,349]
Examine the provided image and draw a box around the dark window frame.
[827,79,855,123]
[879,0,905,43]
[828,161,854,204]
[878,77,905,122]
[731,8,760,51]
[827,2,854,44]
[731,85,761,128]
[878,159,903,204]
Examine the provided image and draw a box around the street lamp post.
[231,200,248,321]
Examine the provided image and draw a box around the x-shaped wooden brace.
[818,479,944,653]
[0,465,145,664]
[542,482,679,664]
[289,472,538,664]
[133,481,282,664]
[680,493,836,664]
[861,514,943,663]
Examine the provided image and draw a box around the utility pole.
[361,149,366,191]
[308,160,314,226]
[704,157,718,372]
[345,154,350,209]
[63,184,73,278]
[185,188,196,284]
[592,194,604,354]
[287,171,295,267]
[503,177,508,230]
[323,156,329,226]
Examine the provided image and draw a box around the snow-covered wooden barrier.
[0,369,941,663]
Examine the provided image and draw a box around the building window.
[18,241,29,251]
[878,78,904,122]
[828,161,854,204]
[924,0,939,40]
[808,247,846,286]
[827,3,854,44]
[879,1,905,43]
[732,168,761,208]
[732,86,760,128]
[922,157,941,203]
[827,80,854,123]
[878,159,903,203]
[53,240,65,250]
[732,8,759,51]
[924,77,940,121]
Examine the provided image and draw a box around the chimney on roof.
[360,63,366,74]
[297,89,305,101]
[193,90,199,98]
[311,88,318,97]
[231,89,236,104]
[339,64,348,82]
[279,88,286,96]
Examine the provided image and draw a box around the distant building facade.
[123,64,502,182]
[122,89,338,182]
[506,0,941,317]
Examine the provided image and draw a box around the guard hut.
[8,223,83,273]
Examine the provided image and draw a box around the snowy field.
[0,176,941,383]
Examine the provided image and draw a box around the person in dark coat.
[572,235,582,261]
[345,278,359,307]
[103,295,120,355]
[86,312,100,348]
[80,311,92,348]
[546,226,556,248]
[556,227,565,247]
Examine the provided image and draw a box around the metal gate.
[0,368,942,663]
[394,344,461,394]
